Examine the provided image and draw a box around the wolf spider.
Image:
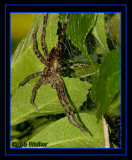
[19,13,90,137]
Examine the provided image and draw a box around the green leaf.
[11,128,21,137]
[105,13,121,42]
[60,13,97,61]
[92,13,110,54]
[11,77,92,125]
[11,13,59,95]
[91,50,120,120]
[111,143,119,148]
[24,113,105,148]
[106,92,120,117]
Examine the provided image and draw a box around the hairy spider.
[19,13,90,137]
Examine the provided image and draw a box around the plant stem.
[102,116,110,148]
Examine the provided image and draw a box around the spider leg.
[41,13,48,57]
[19,71,44,86]
[56,90,79,128]
[30,78,43,112]
[62,94,89,137]
[62,64,91,70]
[56,76,89,137]
[58,13,71,46]
[32,23,45,64]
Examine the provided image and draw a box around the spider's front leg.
[32,23,46,64]
[41,13,48,57]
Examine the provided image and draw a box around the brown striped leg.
[58,13,71,46]
[56,89,79,128]
[63,95,89,137]
[19,71,44,86]
[62,64,91,70]
[32,24,45,64]
[30,78,44,112]
[41,13,48,57]
[56,76,89,137]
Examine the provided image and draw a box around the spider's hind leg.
[62,95,89,137]
[56,76,89,137]
[56,91,79,128]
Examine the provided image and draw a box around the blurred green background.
[11,13,37,56]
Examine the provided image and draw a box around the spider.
[19,13,90,137]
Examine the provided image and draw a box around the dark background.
[0,1,128,158]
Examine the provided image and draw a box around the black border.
[3,4,127,157]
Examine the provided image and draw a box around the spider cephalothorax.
[20,13,89,137]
